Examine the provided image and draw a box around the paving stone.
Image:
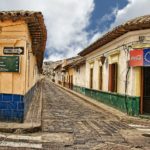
[2,78,148,150]
[41,79,132,149]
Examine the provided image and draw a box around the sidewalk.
[0,80,43,134]
[53,82,150,126]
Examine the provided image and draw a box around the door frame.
[141,67,150,114]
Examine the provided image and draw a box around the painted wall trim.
[0,93,24,122]
[73,85,140,116]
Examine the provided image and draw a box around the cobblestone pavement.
[0,78,149,150]
[41,79,150,150]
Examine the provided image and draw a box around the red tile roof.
[79,15,150,56]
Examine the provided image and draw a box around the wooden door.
[143,67,150,113]
[71,75,73,90]
[69,75,71,89]
[90,68,93,89]
[99,66,103,90]
[108,63,118,92]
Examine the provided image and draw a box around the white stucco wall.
[54,68,62,84]
[84,29,150,96]
[73,64,86,87]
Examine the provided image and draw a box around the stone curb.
[52,81,150,126]
[0,123,41,134]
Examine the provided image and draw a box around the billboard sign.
[143,48,150,66]
[129,49,143,67]
[130,49,150,67]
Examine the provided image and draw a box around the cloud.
[88,7,119,44]
[89,0,150,49]
[0,0,94,61]
[97,7,118,27]
[48,0,150,60]
[45,0,95,60]
[1,0,150,61]
[111,0,150,28]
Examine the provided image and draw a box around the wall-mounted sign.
[129,49,143,67]
[3,47,24,55]
[144,48,150,66]
[0,56,19,72]
[130,49,150,67]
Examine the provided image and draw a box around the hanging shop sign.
[0,56,19,72]
[129,49,143,67]
[130,48,150,67]
[3,47,24,55]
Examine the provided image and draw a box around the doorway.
[70,75,73,90]
[143,67,150,114]
[108,63,118,92]
[90,68,93,89]
[99,66,103,90]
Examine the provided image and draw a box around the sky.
[0,0,150,61]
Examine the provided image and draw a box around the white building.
[76,15,150,116]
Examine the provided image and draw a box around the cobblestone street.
[41,78,150,150]
[1,2,150,150]
[0,78,149,150]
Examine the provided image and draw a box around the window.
[108,63,118,92]
[90,68,93,89]
[99,66,103,90]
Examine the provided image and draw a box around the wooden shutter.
[108,64,112,91]
[99,66,103,90]
[90,68,93,89]
[114,63,118,92]
[71,75,73,89]
[108,63,118,92]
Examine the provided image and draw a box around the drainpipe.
[123,44,131,115]
[125,62,130,115]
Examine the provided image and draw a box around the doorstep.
[0,122,41,133]
[139,114,150,119]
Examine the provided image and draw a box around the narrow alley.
[0,78,149,150]
[0,3,150,150]
[41,78,150,150]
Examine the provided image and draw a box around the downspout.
[123,44,131,115]
[125,65,130,114]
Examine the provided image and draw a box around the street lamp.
[100,55,106,65]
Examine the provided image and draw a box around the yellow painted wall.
[0,20,39,95]
[134,67,141,96]
[73,64,86,87]
[64,68,74,84]
[68,68,74,76]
